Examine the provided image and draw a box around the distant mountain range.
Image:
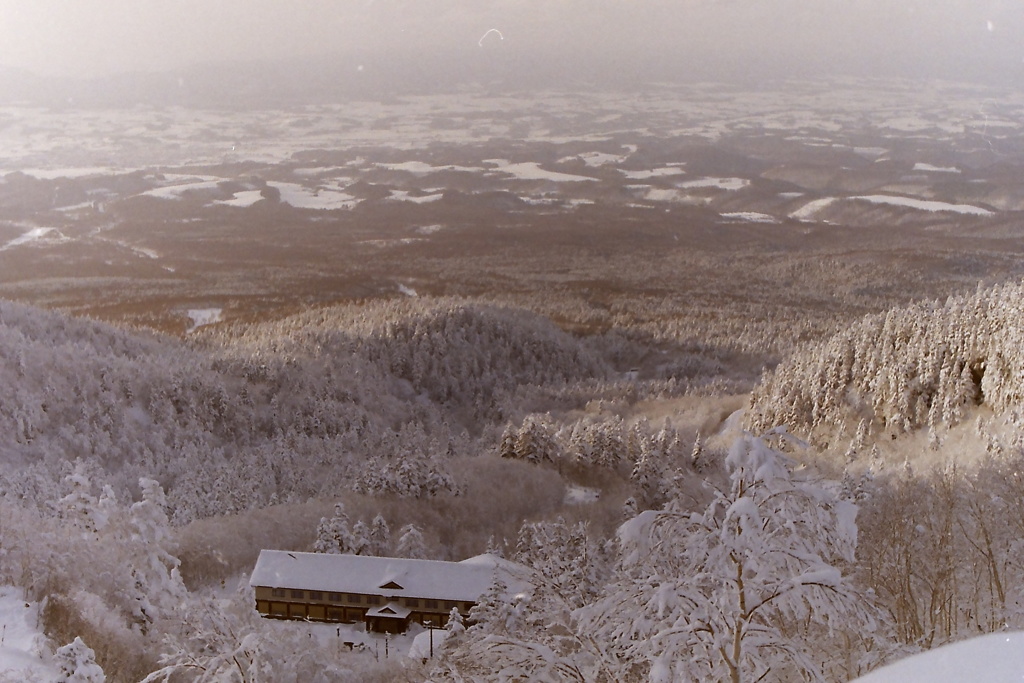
[5,39,1019,110]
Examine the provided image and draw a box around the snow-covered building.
[250,550,509,633]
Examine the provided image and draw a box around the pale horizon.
[0,0,1020,85]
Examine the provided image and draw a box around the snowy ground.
[268,616,433,663]
[852,631,1024,683]
[564,485,601,505]
[0,587,57,681]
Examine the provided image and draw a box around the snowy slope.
[852,632,1024,682]
[0,587,57,680]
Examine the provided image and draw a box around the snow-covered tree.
[368,514,391,556]
[350,520,370,555]
[578,433,881,683]
[125,478,187,633]
[514,518,604,610]
[396,523,428,559]
[446,606,465,638]
[313,503,354,554]
[54,637,105,683]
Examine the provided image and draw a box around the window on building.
[348,594,362,604]
[271,589,285,598]
[329,593,343,602]
[309,591,323,600]
[291,590,305,599]
[406,598,420,608]
[425,600,438,609]
[367,595,381,605]
[445,600,458,610]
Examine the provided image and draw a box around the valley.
[2,79,1024,681]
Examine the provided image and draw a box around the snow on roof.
[250,551,503,602]
[365,602,412,619]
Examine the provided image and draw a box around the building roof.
[365,602,412,619]
[249,550,502,603]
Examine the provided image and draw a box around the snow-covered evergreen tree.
[368,513,391,556]
[446,606,465,638]
[313,503,354,554]
[54,637,105,683]
[396,523,428,559]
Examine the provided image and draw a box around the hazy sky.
[0,1,1020,82]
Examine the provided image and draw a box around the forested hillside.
[8,282,1024,680]
[747,282,1024,449]
[0,298,626,523]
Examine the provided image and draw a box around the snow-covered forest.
[5,274,1024,680]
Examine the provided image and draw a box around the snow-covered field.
[0,227,68,251]
[484,159,598,183]
[267,182,359,210]
[852,194,993,216]
[677,177,749,191]
[852,632,1024,683]
[187,308,223,332]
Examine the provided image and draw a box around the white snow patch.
[720,212,779,223]
[559,150,630,167]
[520,196,595,208]
[853,195,993,216]
[292,167,347,177]
[142,179,222,199]
[377,161,482,175]
[414,224,445,235]
[397,283,418,297]
[643,188,703,204]
[267,182,359,210]
[0,227,68,251]
[360,238,426,248]
[677,177,749,191]
[409,628,449,659]
[19,166,125,179]
[620,167,687,180]
[187,308,223,332]
[853,147,889,158]
[913,163,961,174]
[852,631,1024,683]
[388,190,444,204]
[790,197,837,220]
[54,201,96,212]
[128,245,159,259]
[484,159,598,183]
[215,190,265,208]
[0,586,57,680]
[564,485,600,505]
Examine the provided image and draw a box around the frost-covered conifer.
[351,519,370,555]
[54,637,105,683]
[396,523,428,559]
[368,513,391,556]
[485,535,505,559]
[313,503,354,554]
[446,606,465,637]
